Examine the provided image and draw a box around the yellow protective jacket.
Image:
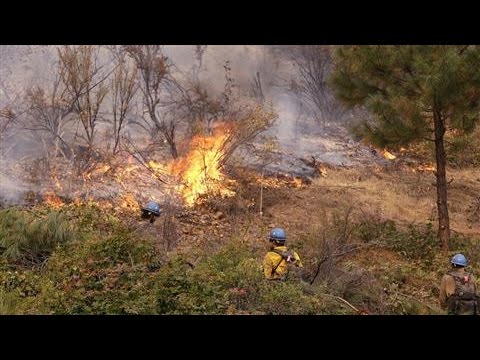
[263,245,303,280]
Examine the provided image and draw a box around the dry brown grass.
[261,165,480,238]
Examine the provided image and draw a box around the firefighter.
[263,227,303,280]
[439,253,478,315]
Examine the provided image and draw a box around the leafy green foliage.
[0,205,477,315]
[0,208,75,265]
[332,46,480,149]
[37,220,161,314]
[152,243,356,315]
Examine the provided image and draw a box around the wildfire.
[169,130,235,206]
[118,193,139,210]
[381,149,396,160]
[43,192,64,208]
[319,166,328,178]
[290,178,303,188]
[36,128,237,209]
[143,129,236,206]
[413,164,436,173]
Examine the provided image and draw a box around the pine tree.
[331,45,480,250]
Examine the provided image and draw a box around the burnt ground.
[2,131,478,243]
[110,159,480,265]
[1,136,479,314]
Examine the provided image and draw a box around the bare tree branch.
[110,49,138,154]
[124,45,179,158]
[58,45,109,151]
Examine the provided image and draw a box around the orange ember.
[412,164,436,173]
[319,166,328,178]
[118,193,139,210]
[43,192,64,208]
[291,178,303,188]
[381,149,396,160]
[40,128,237,208]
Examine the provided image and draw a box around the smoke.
[0,127,40,205]
[0,172,27,205]
[164,45,286,100]
[1,45,313,136]
[270,93,303,147]
[0,45,374,200]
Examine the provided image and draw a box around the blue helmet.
[269,228,286,243]
[142,201,161,223]
[451,253,467,267]
[142,201,161,216]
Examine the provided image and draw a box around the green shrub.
[3,205,458,315]
[152,244,259,314]
[88,230,153,268]
[151,243,351,315]
[355,219,439,261]
[386,223,438,262]
[446,130,480,168]
[448,234,480,271]
[356,219,397,244]
[0,208,75,265]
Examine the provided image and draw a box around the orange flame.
[43,192,64,208]
[291,178,303,188]
[169,130,235,206]
[319,166,328,178]
[412,164,436,173]
[381,149,396,160]
[40,128,237,209]
[118,193,139,210]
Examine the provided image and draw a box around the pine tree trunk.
[433,109,450,251]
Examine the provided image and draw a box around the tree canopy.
[331,45,480,249]
[332,45,480,148]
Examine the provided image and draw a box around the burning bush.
[168,126,236,207]
[138,104,277,207]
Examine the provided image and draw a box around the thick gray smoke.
[0,172,26,205]
[0,45,375,204]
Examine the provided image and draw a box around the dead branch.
[124,46,179,159]
[318,292,361,313]
[121,137,170,185]
[58,45,109,150]
[283,45,348,124]
[110,52,138,154]
[334,296,361,313]
[394,291,439,312]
